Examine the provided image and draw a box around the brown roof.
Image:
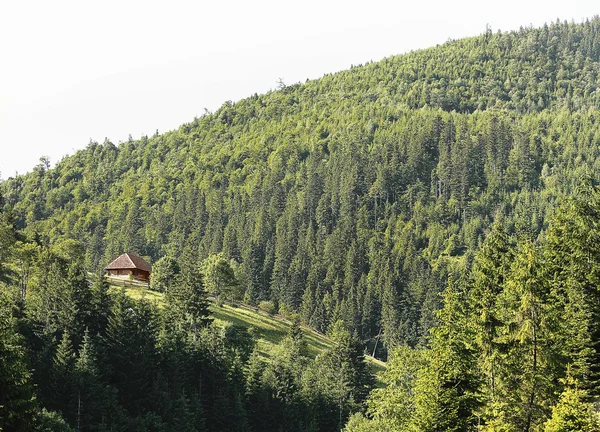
[106,253,152,272]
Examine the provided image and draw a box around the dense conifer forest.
[2,17,600,431]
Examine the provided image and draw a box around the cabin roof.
[105,253,152,272]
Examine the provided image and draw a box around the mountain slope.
[3,18,600,355]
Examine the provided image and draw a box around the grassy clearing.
[368,357,387,385]
[113,284,386,378]
[109,282,165,305]
[210,303,386,379]
[210,302,333,360]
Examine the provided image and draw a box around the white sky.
[0,0,597,179]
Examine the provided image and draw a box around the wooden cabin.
[106,252,152,282]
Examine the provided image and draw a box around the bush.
[278,302,292,318]
[248,326,260,340]
[258,301,276,316]
[36,409,74,432]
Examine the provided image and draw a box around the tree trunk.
[525,308,537,432]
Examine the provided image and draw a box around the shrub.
[258,301,276,316]
[278,302,292,318]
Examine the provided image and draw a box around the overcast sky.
[0,0,597,179]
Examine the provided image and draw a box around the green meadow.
[110,282,386,377]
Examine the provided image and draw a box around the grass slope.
[109,281,386,376]
[210,302,331,358]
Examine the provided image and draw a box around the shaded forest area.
[3,17,600,431]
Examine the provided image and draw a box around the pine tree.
[543,181,600,393]
[544,376,599,432]
[167,246,211,329]
[74,329,105,432]
[0,210,17,283]
[103,292,159,416]
[410,276,481,432]
[304,321,374,431]
[0,293,37,432]
[468,224,514,419]
[67,261,94,345]
[50,330,76,421]
[491,241,561,431]
[170,391,198,432]
[89,273,112,338]
[345,346,425,431]
[245,349,267,429]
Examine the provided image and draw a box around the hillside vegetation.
[2,17,600,431]
[114,283,385,373]
[113,282,334,358]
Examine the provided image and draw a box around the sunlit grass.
[109,284,165,306]
[210,303,333,359]
[114,285,386,381]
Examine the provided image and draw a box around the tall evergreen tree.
[0,291,37,432]
[410,277,481,432]
[167,246,211,329]
[543,181,600,393]
[490,242,561,431]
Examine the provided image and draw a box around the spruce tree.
[543,182,600,394]
[491,241,561,431]
[0,293,37,432]
[170,391,198,432]
[410,277,481,432]
[50,330,76,421]
[544,376,599,432]
[89,273,112,338]
[74,329,105,432]
[167,246,211,329]
[468,223,514,420]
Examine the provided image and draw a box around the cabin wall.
[106,269,150,281]
[107,269,131,278]
[133,269,150,281]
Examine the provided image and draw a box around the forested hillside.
[3,17,600,431]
